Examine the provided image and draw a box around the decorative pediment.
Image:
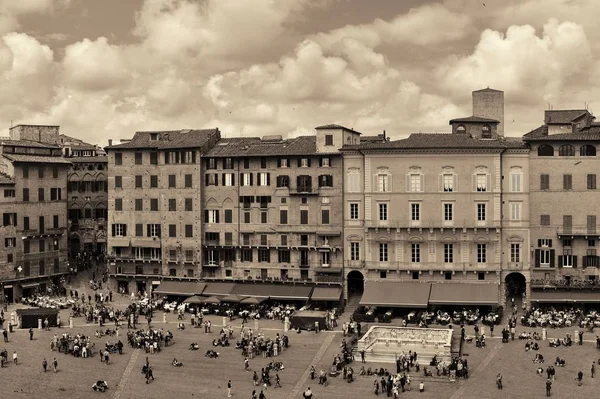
[507,235,524,242]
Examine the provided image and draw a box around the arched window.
[481,125,492,139]
[537,144,554,156]
[580,145,596,156]
[456,125,466,134]
[558,144,575,156]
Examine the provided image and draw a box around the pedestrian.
[244,357,249,371]
[2,329,7,342]
[259,390,266,399]
[360,350,365,363]
[490,324,494,337]
[302,387,313,399]
[227,380,232,397]
[44,317,49,331]
[274,373,281,388]
[42,358,48,372]
[29,328,34,340]
[310,365,315,380]
[145,366,154,384]
[577,370,583,386]
[496,373,503,390]
[52,357,58,372]
[12,350,17,365]
[592,363,595,378]
[546,378,552,397]
[419,381,425,392]
[251,390,257,399]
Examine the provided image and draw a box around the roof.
[343,133,526,151]
[473,87,503,93]
[206,135,322,157]
[106,129,220,150]
[523,125,600,141]
[0,172,14,184]
[544,110,590,124]
[315,124,362,135]
[68,156,108,163]
[449,116,499,124]
[0,139,60,148]
[361,134,388,144]
[2,154,72,164]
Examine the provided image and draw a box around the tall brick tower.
[473,88,504,137]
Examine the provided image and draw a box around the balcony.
[290,186,318,195]
[557,226,600,237]
[364,220,501,231]
[363,261,501,272]
[313,275,343,283]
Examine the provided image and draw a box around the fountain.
[356,326,453,364]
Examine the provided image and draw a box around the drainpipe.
[499,148,506,306]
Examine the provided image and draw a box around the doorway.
[505,272,526,298]
[347,270,365,295]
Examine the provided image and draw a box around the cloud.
[436,19,593,104]
[62,37,129,91]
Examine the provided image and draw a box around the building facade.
[0,125,70,302]
[105,129,220,294]
[201,127,349,285]
[60,134,108,256]
[524,110,600,302]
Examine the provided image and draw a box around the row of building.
[1,87,599,307]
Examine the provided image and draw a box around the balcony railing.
[364,220,501,230]
[557,226,600,236]
[531,278,600,289]
[363,260,501,271]
[314,275,343,283]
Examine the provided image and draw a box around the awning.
[110,238,130,247]
[232,284,273,298]
[203,282,236,296]
[360,282,431,308]
[429,283,500,306]
[570,291,600,302]
[313,267,342,273]
[21,282,40,289]
[221,294,243,303]
[131,239,161,248]
[3,285,13,289]
[311,286,342,301]
[269,285,313,301]
[241,297,267,305]
[183,295,205,304]
[530,291,572,303]
[153,281,206,296]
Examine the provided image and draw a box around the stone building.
[341,89,530,305]
[105,129,221,294]
[524,109,600,304]
[60,134,108,255]
[0,125,70,302]
[201,126,348,285]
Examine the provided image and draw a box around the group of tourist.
[126,328,173,353]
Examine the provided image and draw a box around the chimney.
[108,139,113,146]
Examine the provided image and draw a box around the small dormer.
[315,124,361,152]
[449,116,499,139]
[544,109,595,135]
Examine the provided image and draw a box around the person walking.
[592,363,595,378]
[52,357,58,372]
[360,350,366,363]
[274,373,281,388]
[2,329,7,343]
[42,358,48,372]
[244,357,249,371]
[258,390,266,399]
[546,378,552,397]
[577,370,584,386]
[227,380,232,397]
[251,390,257,399]
[29,328,34,340]
[12,350,17,365]
[496,373,503,389]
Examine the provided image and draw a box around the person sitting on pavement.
[172,358,183,367]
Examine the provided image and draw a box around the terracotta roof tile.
[206,136,319,157]
[69,156,108,163]
[2,154,72,164]
[106,129,220,150]
[343,133,526,150]
[0,139,59,148]
[449,116,499,124]
[544,110,590,124]
[0,172,14,184]
[315,124,362,135]
[524,126,600,141]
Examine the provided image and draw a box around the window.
[350,242,360,261]
[376,203,387,222]
[4,189,14,197]
[50,188,61,201]
[23,188,29,202]
[224,209,232,223]
[23,240,30,254]
[300,235,308,246]
[379,243,388,262]
[22,166,29,178]
[280,209,288,224]
[135,198,145,211]
[185,174,192,188]
[258,249,270,263]
[580,145,596,156]
[411,203,420,222]
[115,153,122,165]
[325,134,333,146]
[168,175,176,188]
[412,271,419,280]
[476,243,487,263]
[539,248,551,267]
[185,224,193,238]
[379,271,387,279]
[206,173,218,186]
[442,174,454,192]
[478,272,485,281]
[241,173,252,186]
[477,203,486,221]
[4,237,15,247]
[510,243,521,263]
[320,157,330,167]
[280,235,287,246]
[563,174,572,190]
[409,174,422,192]
[150,152,158,165]
[52,167,58,178]
[135,152,142,164]
[37,166,45,179]
[276,175,289,188]
[148,224,160,237]
[150,198,159,211]
[300,210,308,225]
[348,169,360,192]
[136,224,143,237]
[476,174,487,192]
[115,198,123,211]
[222,173,234,186]
[150,175,158,188]
[318,175,333,187]
[261,211,268,223]
[113,224,126,237]
[184,198,193,211]
[321,251,330,267]
[207,210,219,224]
[444,243,454,263]
[349,203,359,220]
[481,124,492,138]
[206,158,216,169]
[222,158,233,169]
[443,203,453,221]
[411,243,421,263]
[510,172,522,192]
[278,250,290,263]
[558,144,575,156]
[244,211,250,223]
[24,217,29,230]
[510,202,521,221]
[540,174,550,190]
[445,272,452,281]
[299,158,309,167]
[115,176,122,188]
[38,188,44,201]
[537,145,554,156]
[53,215,59,229]
[456,125,466,134]
[561,248,574,267]
[277,158,288,168]
[540,215,550,226]
[168,224,176,237]
[258,172,270,186]
[377,173,390,192]
[168,198,176,211]
[321,209,330,224]
[39,216,44,233]
[588,174,597,190]
[588,215,597,232]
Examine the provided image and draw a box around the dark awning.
[269,285,313,300]
[203,282,236,296]
[429,283,500,306]
[232,284,273,298]
[570,291,600,302]
[153,281,206,296]
[530,291,572,303]
[311,286,342,301]
[21,282,40,289]
[360,282,431,308]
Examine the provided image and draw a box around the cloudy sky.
[0,0,598,145]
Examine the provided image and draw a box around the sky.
[0,0,598,145]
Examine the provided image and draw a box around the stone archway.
[347,270,364,295]
[505,272,526,298]
[69,235,81,256]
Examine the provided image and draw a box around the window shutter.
[573,256,578,268]
[111,224,116,237]
[222,173,225,185]
[147,224,151,237]
[231,173,235,186]
[548,239,553,248]
[307,158,311,167]
[297,158,302,167]
[267,173,271,186]
[204,210,209,222]
[277,159,281,168]
[549,249,555,267]
[537,239,542,247]
[240,173,244,186]
[250,173,254,186]
[558,255,563,268]
[583,256,588,268]
[122,225,127,236]
[222,159,227,169]
[319,158,323,167]
[205,174,209,186]
[157,225,161,237]
[297,176,302,188]
[214,174,219,186]
[216,210,219,224]
[534,249,540,267]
